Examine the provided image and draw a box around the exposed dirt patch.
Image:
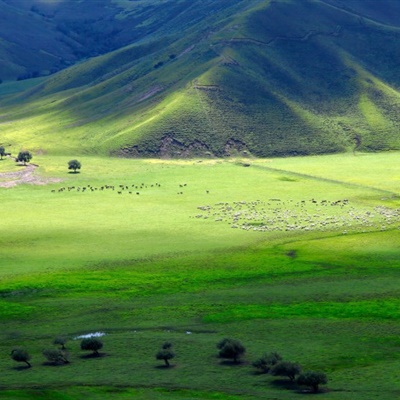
[0,161,62,188]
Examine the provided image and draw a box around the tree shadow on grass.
[270,378,299,391]
[154,364,176,370]
[12,365,31,371]
[79,352,106,359]
[42,361,70,367]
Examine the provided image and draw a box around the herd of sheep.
[195,199,400,234]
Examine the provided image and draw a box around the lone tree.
[252,351,282,373]
[217,338,246,364]
[16,150,32,165]
[43,348,69,365]
[11,348,31,368]
[68,159,81,173]
[53,335,68,350]
[80,337,103,356]
[270,361,302,381]
[156,342,175,367]
[297,371,328,393]
[0,146,5,160]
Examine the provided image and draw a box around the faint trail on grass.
[0,158,62,188]
[249,163,399,198]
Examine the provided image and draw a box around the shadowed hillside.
[0,0,400,157]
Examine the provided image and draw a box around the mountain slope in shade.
[0,0,400,157]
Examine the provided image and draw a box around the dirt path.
[0,160,62,188]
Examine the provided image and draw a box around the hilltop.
[0,0,400,157]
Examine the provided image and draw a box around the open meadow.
[1,152,400,399]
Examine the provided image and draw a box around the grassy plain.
[0,152,400,399]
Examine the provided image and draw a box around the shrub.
[43,348,69,364]
[297,371,328,392]
[270,361,302,381]
[217,338,245,363]
[80,337,103,355]
[11,348,31,368]
[252,352,282,373]
[53,335,68,350]
[156,342,175,367]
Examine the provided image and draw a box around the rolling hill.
[0,0,400,157]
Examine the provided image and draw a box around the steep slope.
[1,0,400,157]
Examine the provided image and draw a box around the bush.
[80,337,103,355]
[53,335,68,349]
[43,348,69,364]
[297,371,328,392]
[11,348,31,368]
[156,342,175,367]
[68,159,81,173]
[252,352,282,373]
[16,151,32,165]
[270,361,302,381]
[217,338,245,363]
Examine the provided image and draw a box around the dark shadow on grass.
[154,364,176,369]
[80,352,106,359]
[42,361,70,367]
[270,378,299,391]
[12,365,31,371]
[68,171,80,174]
[219,360,246,367]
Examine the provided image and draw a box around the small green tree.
[252,351,282,373]
[80,337,103,356]
[43,348,69,364]
[68,159,81,173]
[11,348,31,368]
[297,371,328,393]
[0,146,5,160]
[53,336,68,350]
[270,361,302,381]
[156,342,175,367]
[217,338,246,363]
[16,151,32,165]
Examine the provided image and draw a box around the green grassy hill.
[1,0,400,157]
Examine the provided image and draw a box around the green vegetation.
[10,348,31,369]
[80,338,103,356]
[42,348,69,365]
[16,151,32,166]
[297,371,328,393]
[217,338,246,364]
[0,151,400,399]
[68,160,81,173]
[156,342,175,368]
[1,0,400,157]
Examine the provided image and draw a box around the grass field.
[1,152,400,399]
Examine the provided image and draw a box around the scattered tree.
[11,348,31,368]
[53,335,68,350]
[297,371,328,393]
[217,338,246,363]
[16,151,32,165]
[270,361,302,381]
[0,146,5,160]
[156,342,175,367]
[68,159,81,173]
[80,337,103,356]
[43,348,69,364]
[252,351,282,373]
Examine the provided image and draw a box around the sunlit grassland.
[1,153,400,399]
